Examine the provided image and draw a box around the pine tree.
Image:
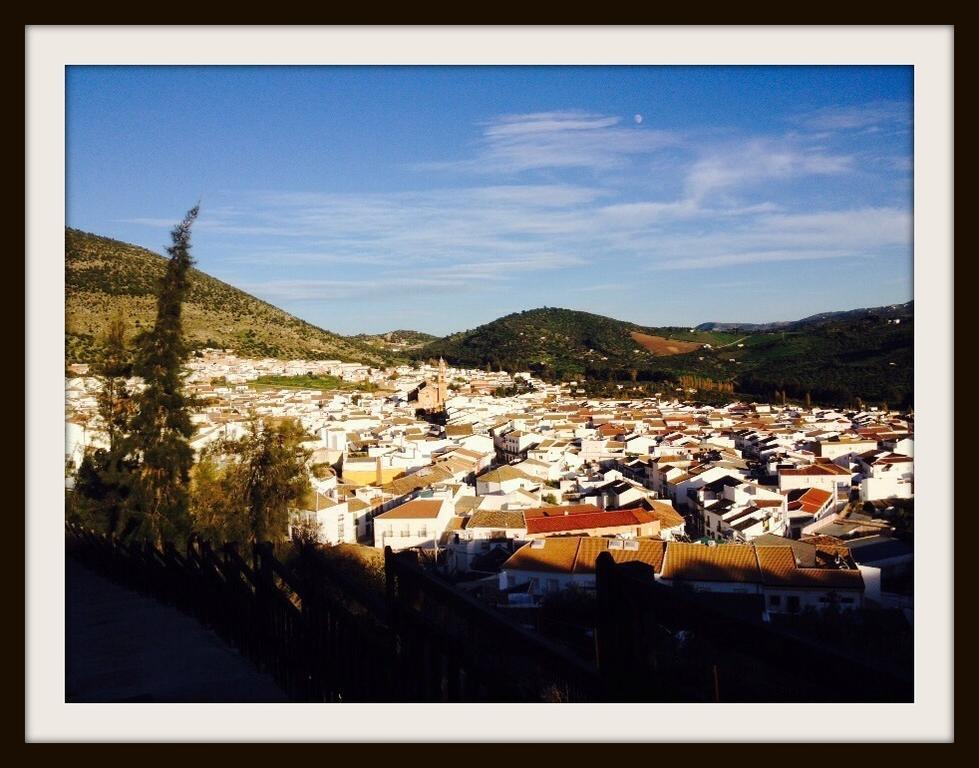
[125,206,200,545]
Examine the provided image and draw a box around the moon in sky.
[634,113,643,124]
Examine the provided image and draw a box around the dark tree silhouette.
[125,206,200,545]
[72,310,138,534]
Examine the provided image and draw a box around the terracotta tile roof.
[780,463,850,477]
[375,498,445,520]
[525,508,656,536]
[756,547,864,590]
[502,537,665,575]
[642,501,685,528]
[573,537,666,573]
[501,537,581,574]
[477,465,537,484]
[523,503,603,520]
[380,463,455,496]
[661,542,762,583]
[453,496,483,515]
[467,509,526,530]
[445,515,468,531]
[787,487,834,515]
[295,490,336,511]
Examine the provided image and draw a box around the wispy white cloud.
[648,249,853,271]
[643,207,910,270]
[125,104,911,319]
[420,110,678,174]
[684,137,852,202]
[792,100,912,132]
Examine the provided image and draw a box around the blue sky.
[66,66,913,336]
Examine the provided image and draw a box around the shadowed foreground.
[66,556,289,702]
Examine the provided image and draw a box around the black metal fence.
[594,553,913,702]
[65,523,600,702]
[66,525,910,703]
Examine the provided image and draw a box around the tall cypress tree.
[126,206,199,545]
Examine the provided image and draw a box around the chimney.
[376,456,383,485]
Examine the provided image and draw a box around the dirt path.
[713,336,749,350]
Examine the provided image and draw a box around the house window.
[547,578,559,593]
[841,597,854,604]
[787,596,800,613]
[769,595,781,607]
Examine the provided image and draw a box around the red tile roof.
[523,503,603,520]
[788,487,834,515]
[525,508,657,535]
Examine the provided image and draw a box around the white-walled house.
[690,477,788,542]
[857,453,914,501]
[372,498,455,552]
[476,466,540,496]
[659,541,864,616]
[445,508,528,574]
[816,436,880,465]
[778,461,852,510]
[289,491,358,545]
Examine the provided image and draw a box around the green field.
[247,374,379,392]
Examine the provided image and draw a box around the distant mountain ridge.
[66,228,389,365]
[695,302,914,332]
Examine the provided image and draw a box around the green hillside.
[415,306,913,407]
[66,228,390,365]
[415,308,679,374]
[352,329,439,350]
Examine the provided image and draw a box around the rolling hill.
[414,308,714,373]
[66,229,390,365]
[414,305,913,407]
[352,329,439,351]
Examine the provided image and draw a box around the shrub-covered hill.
[65,228,390,365]
[414,305,914,407]
[352,329,439,349]
[413,308,722,376]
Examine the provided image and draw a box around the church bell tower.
[437,357,447,407]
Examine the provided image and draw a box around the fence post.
[253,542,275,674]
[594,551,618,702]
[383,546,403,700]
